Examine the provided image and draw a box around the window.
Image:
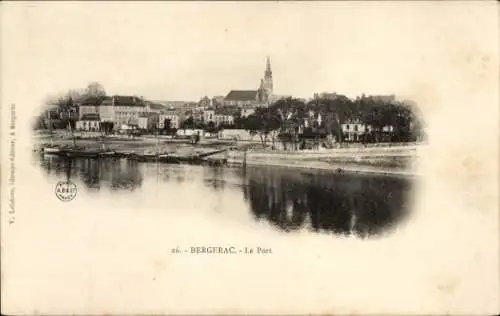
[354,125,358,132]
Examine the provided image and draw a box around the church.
[223,57,274,107]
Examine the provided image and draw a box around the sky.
[2,1,498,105]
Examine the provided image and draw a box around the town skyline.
[4,2,493,107]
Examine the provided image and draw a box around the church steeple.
[265,56,272,77]
[262,56,273,99]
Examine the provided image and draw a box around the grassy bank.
[226,146,418,176]
[239,156,417,177]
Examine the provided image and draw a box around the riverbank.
[222,146,419,177]
[240,157,418,177]
[34,135,419,176]
[34,135,235,155]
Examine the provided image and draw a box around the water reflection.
[241,167,412,237]
[35,154,412,238]
[38,154,143,191]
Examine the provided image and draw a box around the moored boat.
[98,150,116,157]
[62,149,99,159]
[43,145,61,154]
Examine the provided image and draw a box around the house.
[79,96,107,119]
[138,112,159,130]
[76,113,101,131]
[214,107,237,126]
[159,110,183,129]
[99,95,146,128]
[341,118,372,142]
[304,111,323,128]
[203,107,215,123]
[182,102,199,115]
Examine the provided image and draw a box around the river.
[34,153,413,238]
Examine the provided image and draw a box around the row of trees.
[240,96,424,148]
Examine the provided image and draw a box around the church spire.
[265,56,272,76]
[262,56,274,100]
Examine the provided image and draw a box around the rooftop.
[149,102,167,110]
[100,95,146,107]
[225,90,259,101]
[80,96,108,106]
[80,113,101,121]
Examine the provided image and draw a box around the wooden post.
[243,149,247,169]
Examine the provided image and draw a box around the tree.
[85,82,106,98]
[269,97,307,150]
[244,107,281,147]
[100,121,114,135]
[163,118,172,134]
[181,116,194,130]
[205,121,218,134]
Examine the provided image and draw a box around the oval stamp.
[55,180,77,202]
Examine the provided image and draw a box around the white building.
[99,95,146,127]
[341,119,372,142]
[137,113,159,130]
[76,114,101,131]
[203,108,215,123]
[214,114,234,126]
[159,111,182,129]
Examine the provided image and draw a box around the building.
[79,96,107,119]
[313,92,339,100]
[341,118,372,142]
[304,111,323,128]
[99,95,146,127]
[211,96,225,108]
[159,110,183,129]
[198,96,211,109]
[192,109,204,122]
[137,112,159,130]
[223,56,274,107]
[240,108,255,117]
[146,102,167,114]
[214,107,237,126]
[203,107,215,123]
[223,90,263,107]
[154,101,186,108]
[181,102,199,115]
[76,113,101,131]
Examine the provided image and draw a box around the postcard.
[1,1,499,315]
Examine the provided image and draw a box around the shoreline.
[35,136,419,177]
[231,158,418,178]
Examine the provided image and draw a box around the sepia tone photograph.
[1,1,499,315]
